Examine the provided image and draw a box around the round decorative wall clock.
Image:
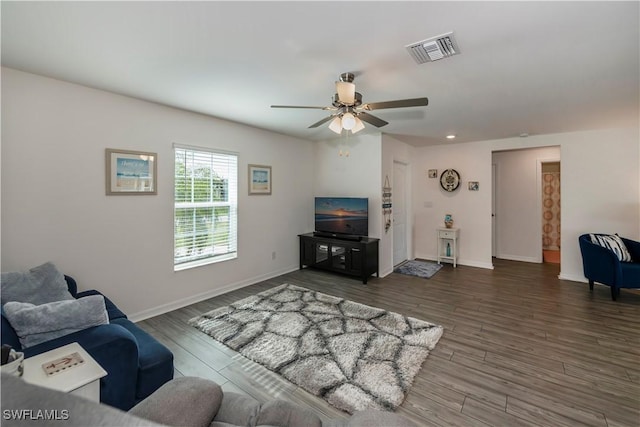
[440,169,461,192]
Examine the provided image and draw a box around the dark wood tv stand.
[298,233,379,284]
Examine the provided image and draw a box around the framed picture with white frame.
[248,164,272,195]
[105,148,157,195]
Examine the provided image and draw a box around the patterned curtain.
[542,172,561,250]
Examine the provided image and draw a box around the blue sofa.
[578,234,640,300]
[1,275,174,410]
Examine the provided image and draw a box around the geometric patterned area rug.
[189,284,443,414]
[394,259,443,279]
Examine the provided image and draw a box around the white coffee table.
[22,342,107,402]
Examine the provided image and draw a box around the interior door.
[393,162,408,266]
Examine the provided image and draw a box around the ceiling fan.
[271,72,429,134]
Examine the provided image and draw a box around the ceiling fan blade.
[358,112,389,128]
[363,97,429,111]
[271,105,333,110]
[308,115,336,128]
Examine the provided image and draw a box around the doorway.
[393,161,408,266]
[541,161,561,264]
[492,147,561,265]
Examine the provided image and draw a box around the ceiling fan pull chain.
[345,129,350,157]
[338,128,351,157]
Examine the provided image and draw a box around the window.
[174,145,238,270]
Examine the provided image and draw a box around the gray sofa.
[1,373,417,427]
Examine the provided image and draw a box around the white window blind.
[174,146,238,269]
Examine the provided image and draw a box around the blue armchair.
[578,234,640,300]
[1,275,174,410]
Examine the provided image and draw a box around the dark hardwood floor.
[137,259,640,426]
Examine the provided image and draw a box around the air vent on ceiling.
[406,32,460,64]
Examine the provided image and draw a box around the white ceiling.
[2,1,638,146]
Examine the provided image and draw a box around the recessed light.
[446,134,456,140]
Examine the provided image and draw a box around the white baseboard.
[129,265,299,322]
[412,254,494,270]
[497,254,541,263]
[459,259,495,270]
[414,255,438,263]
[380,267,394,278]
[558,272,587,283]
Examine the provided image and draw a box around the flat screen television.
[315,197,369,237]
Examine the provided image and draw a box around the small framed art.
[248,164,272,195]
[105,149,157,195]
[428,169,438,178]
[468,181,479,191]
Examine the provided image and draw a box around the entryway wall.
[408,127,637,278]
[492,146,560,263]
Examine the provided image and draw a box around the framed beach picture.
[248,164,272,195]
[105,149,157,195]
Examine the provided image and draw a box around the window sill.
[174,253,237,272]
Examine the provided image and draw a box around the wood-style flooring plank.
[461,397,540,427]
[136,259,640,426]
[137,320,229,384]
[396,393,493,427]
[217,358,297,403]
[505,395,606,427]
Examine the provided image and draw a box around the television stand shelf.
[298,233,379,284]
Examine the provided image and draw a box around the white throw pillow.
[589,234,632,262]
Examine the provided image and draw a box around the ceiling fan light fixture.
[336,81,356,105]
[273,72,428,135]
[328,117,343,134]
[351,117,365,134]
[341,112,356,130]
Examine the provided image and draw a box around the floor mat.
[393,260,443,279]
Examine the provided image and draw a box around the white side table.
[22,342,107,402]
[437,227,459,267]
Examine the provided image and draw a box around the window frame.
[173,144,238,271]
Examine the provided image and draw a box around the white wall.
[493,146,561,262]
[314,134,383,237]
[555,129,639,281]
[313,134,385,270]
[314,133,421,277]
[412,142,494,269]
[1,68,314,320]
[412,127,639,281]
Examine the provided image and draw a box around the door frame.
[538,157,561,263]
[491,148,561,266]
[392,160,411,266]
[491,163,497,259]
